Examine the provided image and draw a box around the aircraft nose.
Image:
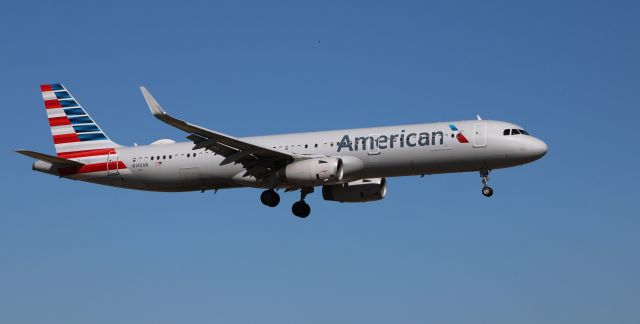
[529,138,548,160]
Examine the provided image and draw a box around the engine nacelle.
[281,158,344,185]
[322,178,387,203]
[336,155,365,181]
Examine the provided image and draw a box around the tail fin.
[40,83,120,158]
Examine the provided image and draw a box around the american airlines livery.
[17,83,548,218]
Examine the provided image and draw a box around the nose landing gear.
[480,170,494,197]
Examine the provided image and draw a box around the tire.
[482,186,494,197]
[292,201,311,218]
[260,190,280,207]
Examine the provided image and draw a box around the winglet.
[477,114,482,120]
[140,86,167,116]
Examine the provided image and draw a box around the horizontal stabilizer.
[15,149,84,167]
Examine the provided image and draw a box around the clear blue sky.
[1,1,639,323]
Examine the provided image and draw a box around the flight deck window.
[503,129,510,136]
[511,129,520,135]
[520,129,529,135]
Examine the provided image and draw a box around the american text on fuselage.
[337,130,445,152]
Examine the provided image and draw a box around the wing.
[140,87,294,179]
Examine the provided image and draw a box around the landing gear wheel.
[479,170,494,197]
[482,186,494,197]
[260,189,280,207]
[292,201,311,218]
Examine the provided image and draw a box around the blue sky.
[1,0,639,323]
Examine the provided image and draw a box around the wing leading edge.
[140,87,294,179]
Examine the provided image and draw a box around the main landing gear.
[292,187,313,218]
[260,189,280,207]
[480,170,494,197]
[260,187,313,218]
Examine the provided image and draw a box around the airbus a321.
[16,83,548,218]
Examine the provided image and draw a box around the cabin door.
[473,123,487,148]
[107,151,120,176]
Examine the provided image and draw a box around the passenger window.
[511,129,520,135]
[169,155,172,159]
[305,144,308,148]
[187,153,190,157]
[315,144,318,148]
[151,156,154,160]
[503,129,510,136]
[162,155,166,159]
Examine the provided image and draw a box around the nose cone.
[529,138,548,160]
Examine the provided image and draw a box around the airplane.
[16,83,548,218]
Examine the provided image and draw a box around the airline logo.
[449,124,469,143]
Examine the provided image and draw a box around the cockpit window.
[504,128,530,135]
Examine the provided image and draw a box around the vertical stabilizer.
[40,83,120,158]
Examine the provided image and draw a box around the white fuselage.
[64,120,547,192]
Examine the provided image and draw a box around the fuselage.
[60,119,547,192]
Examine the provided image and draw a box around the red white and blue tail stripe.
[40,83,128,176]
[41,83,120,158]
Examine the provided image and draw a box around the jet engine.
[280,157,344,185]
[322,178,387,203]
